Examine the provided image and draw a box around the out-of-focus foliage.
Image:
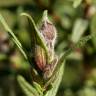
[0,0,96,96]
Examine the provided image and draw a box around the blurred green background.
[0,0,96,96]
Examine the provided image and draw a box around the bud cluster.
[34,10,58,79]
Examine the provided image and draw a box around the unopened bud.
[35,45,46,71]
[39,10,57,62]
[43,56,58,79]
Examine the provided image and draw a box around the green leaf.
[17,75,39,96]
[71,19,88,43]
[45,61,65,96]
[33,81,43,96]
[73,0,83,8]
[20,12,49,58]
[0,14,28,60]
[90,14,96,49]
[60,34,95,63]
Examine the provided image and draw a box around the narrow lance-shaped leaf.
[45,61,65,96]
[20,12,49,59]
[33,81,43,96]
[17,75,40,96]
[56,34,94,75]
[0,14,28,60]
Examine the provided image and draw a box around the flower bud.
[43,56,58,79]
[35,45,46,71]
[39,10,57,62]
